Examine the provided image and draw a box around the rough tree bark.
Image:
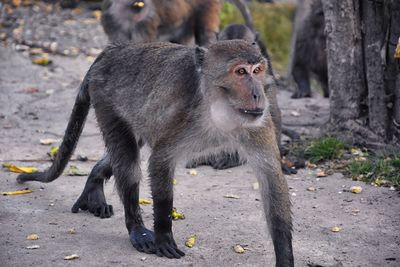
[322,0,400,149]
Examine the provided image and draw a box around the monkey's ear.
[195,46,207,71]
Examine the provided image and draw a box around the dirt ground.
[0,3,399,267]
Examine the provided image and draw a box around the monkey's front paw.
[155,233,185,259]
[130,226,156,254]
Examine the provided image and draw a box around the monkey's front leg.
[246,128,294,267]
[149,149,185,259]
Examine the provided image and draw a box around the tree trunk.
[322,0,400,147]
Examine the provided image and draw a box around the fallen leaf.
[306,162,317,169]
[351,208,360,216]
[350,186,362,194]
[252,182,259,190]
[48,146,59,159]
[40,138,58,145]
[2,163,38,173]
[64,254,79,260]
[92,10,102,20]
[331,226,341,233]
[68,228,76,234]
[138,198,152,205]
[171,207,185,220]
[188,169,198,176]
[351,148,362,155]
[290,111,300,117]
[26,245,40,249]
[27,234,39,240]
[395,37,400,59]
[307,186,317,192]
[31,55,52,66]
[66,165,88,176]
[316,171,327,177]
[233,244,245,254]
[172,178,177,185]
[185,235,197,248]
[2,189,33,196]
[223,194,240,199]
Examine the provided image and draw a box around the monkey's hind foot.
[71,185,113,218]
[130,226,156,254]
[154,233,185,259]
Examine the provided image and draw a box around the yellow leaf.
[40,138,58,145]
[350,186,362,194]
[138,198,152,205]
[27,233,39,240]
[395,37,400,59]
[351,148,362,155]
[223,194,240,199]
[68,228,76,234]
[188,169,198,176]
[233,244,245,254]
[171,207,185,220]
[133,1,145,8]
[64,254,79,260]
[172,178,177,185]
[48,146,59,159]
[2,163,38,173]
[185,234,197,248]
[307,186,317,192]
[2,189,33,196]
[92,10,102,20]
[31,55,52,66]
[66,165,88,176]
[331,226,341,232]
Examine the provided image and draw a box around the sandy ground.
[1,3,399,267]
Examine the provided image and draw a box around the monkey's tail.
[231,0,255,31]
[17,77,91,184]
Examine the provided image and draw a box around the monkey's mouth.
[238,108,264,118]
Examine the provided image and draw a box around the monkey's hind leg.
[291,64,312,99]
[71,155,114,218]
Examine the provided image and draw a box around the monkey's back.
[88,42,201,146]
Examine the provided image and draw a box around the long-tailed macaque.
[17,40,293,265]
[101,0,220,45]
[101,0,255,46]
[289,0,327,98]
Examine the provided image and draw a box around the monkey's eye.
[236,68,247,75]
[253,66,262,74]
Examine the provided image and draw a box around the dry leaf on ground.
[2,163,38,173]
[2,189,33,195]
[331,226,341,232]
[171,207,185,220]
[27,234,39,240]
[64,254,79,260]
[223,194,240,199]
[185,235,197,248]
[138,198,152,205]
[350,186,362,194]
[233,244,246,254]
